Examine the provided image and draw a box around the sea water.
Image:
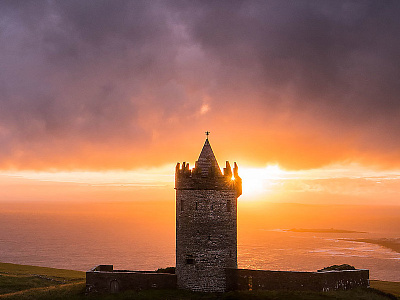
[0,201,399,282]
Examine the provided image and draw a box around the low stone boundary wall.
[87,265,369,293]
[226,268,369,292]
[86,265,177,293]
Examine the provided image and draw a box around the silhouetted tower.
[175,135,242,292]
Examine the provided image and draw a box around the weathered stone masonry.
[175,138,242,292]
[86,265,176,294]
[226,268,369,292]
[86,265,369,293]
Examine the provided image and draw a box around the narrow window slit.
[227,199,231,212]
[185,254,194,265]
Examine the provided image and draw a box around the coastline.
[346,238,400,254]
[286,228,366,234]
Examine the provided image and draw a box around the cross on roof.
[205,131,210,139]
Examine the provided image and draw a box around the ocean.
[0,201,399,282]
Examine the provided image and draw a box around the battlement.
[175,161,242,196]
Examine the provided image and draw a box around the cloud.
[1,1,400,170]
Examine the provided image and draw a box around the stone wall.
[86,265,177,293]
[86,265,369,294]
[226,268,369,292]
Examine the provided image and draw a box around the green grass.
[87,288,399,300]
[0,282,86,299]
[0,263,398,299]
[371,280,400,298]
[0,262,85,299]
[0,263,85,281]
[0,274,58,295]
[4,287,397,300]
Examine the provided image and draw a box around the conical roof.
[196,138,221,176]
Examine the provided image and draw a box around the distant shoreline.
[346,238,400,254]
[285,228,366,234]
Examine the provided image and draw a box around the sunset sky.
[1,1,400,205]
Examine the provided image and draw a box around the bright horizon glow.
[240,165,287,198]
[0,162,400,205]
[0,164,175,186]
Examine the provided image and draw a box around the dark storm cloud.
[180,1,400,154]
[181,1,400,113]
[0,0,400,169]
[0,0,182,166]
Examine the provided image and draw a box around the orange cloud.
[1,1,400,171]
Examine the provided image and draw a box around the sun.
[240,164,285,198]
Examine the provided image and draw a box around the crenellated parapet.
[175,161,242,196]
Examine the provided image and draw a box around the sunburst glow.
[240,165,286,198]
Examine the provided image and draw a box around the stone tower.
[175,137,242,292]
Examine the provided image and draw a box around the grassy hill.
[0,262,85,299]
[0,262,85,281]
[0,262,399,299]
[370,281,400,298]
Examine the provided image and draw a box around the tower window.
[227,199,231,212]
[211,204,214,210]
[181,200,184,212]
[185,255,194,265]
[195,202,198,210]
